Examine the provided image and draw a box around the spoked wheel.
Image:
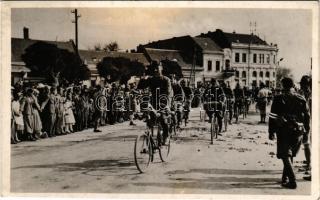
[156,125,171,162]
[134,134,152,173]
[224,111,229,132]
[159,135,171,162]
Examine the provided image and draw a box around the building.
[138,35,231,87]
[79,50,149,86]
[11,27,78,85]
[198,29,279,88]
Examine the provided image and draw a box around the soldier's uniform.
[268,89,310,188]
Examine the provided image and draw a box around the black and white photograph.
[1,1,319,199]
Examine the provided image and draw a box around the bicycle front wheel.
[134,134,151,173]
[159,135,171,162]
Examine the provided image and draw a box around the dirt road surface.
[11,106,311,195]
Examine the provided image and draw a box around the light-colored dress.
[64,100,75,124]
[12,100,24,130]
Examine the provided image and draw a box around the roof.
[192,37,222,52]
[12,65,31,73]
[144,48,188,69]
[197,29,268,48]
[223,32,268,45]
[11,38,76,62]
[79,50,149,66]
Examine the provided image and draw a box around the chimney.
[23,27,29,39]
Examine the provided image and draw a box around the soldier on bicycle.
[233,83,244,122]
[137,61,173,145]
[203,79,226,134]
[180,79,193,125]
[221,82,234,124]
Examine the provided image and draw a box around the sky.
[11,8,312,81]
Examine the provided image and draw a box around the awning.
[12,65,31,73]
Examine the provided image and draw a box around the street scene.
[11,106,310,194]
[9,6,313,196]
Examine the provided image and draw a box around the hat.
[37,83,45,88]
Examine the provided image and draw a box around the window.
[242,71,246,78]
[259,71,263,77]
[262,54,265,63]
[242,53,247,63]
[207,60,212,71]
[235,53,240,63]
[273,72,275,77]
[236,71,239,77]
[225,59,230,70]
[273,55,276,64]
[266,80,270,87]
[266,54,270,64]
[253,71,257,77]
[253,54,257,63]
[216,61,220,71]
[252,80,257,87]
[259,54,263,63]
[266,71,270,78]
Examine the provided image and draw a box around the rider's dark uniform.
[269,91,310,159]
[203,85,225,132]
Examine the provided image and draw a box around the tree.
[276,67,293,88]
[22,41,90,85]
[93,43,102,51]
[103,41,119,52]
[97,57,145,84]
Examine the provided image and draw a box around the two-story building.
[198,29,279,88]
[138,35,233,87]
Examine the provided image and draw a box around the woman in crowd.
[11,90,24,143]
[64,91,75,133]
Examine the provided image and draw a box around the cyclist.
[221,82,234,124]
[233,83,244,122]
[180,80,193,125]
[137,61,173,145]
[171,77,185,129]
[203,79,226,134]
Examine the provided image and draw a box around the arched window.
[252,71,257,77]
[225,59,230,70]
[242,71,246,78]
[259,71,263,77]
[273,72,275,77]
[266,71,270,78]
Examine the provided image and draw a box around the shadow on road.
[132,168,287,192]
[13,157,139,176]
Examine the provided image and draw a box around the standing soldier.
[298,75,312,181]
[268,77,310,189]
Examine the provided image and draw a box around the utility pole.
[189,46,196,88]
[71,9,81,51]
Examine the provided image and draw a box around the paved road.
[11,106,311,195]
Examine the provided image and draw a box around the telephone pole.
[71,9,81,51]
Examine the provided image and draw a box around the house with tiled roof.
[198,29,279,88]
[137,35,231,87]
[79,49,150,86]
[11,27,78,85]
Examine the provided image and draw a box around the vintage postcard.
[0,1,319,199]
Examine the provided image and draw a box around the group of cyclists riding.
[136,61,259,146]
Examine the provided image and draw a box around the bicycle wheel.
[134,134,152,173]
[159,135,171,162]
[224,111,228,132]
[210,117,214,144]
[214,116,219,139]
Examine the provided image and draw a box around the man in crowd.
[268,77,310,189]
[298,75,312,181]
[257,82,270,123]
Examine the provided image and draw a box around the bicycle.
[203,101,222,144]
[134,109,171,173]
